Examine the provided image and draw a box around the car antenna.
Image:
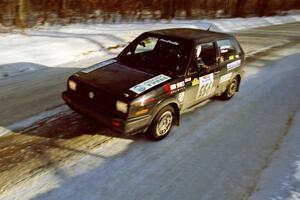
[207,24,213,31]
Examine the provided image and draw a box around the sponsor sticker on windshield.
[130,74,171,94]
[159,39,179,45]
[81,59,117,73]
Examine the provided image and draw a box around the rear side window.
[217,39,241,62]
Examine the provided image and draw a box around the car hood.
[73,59,170,98]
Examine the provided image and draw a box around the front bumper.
[62,91,151,136]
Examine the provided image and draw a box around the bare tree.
[184,0,192,18]
[256,0,269,16]
[234,0,245,17]
[160,0,169,19]
[16,0,26,27]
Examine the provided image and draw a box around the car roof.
[147,28,233,43]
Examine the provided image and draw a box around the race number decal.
[196,73,215,99]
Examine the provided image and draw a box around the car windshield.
[118,34,190,76]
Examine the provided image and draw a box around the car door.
[215,38,243,93]
[182,42,220,109]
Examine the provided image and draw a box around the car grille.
[74,82,120,116]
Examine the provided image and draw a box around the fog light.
[116,100,128,113]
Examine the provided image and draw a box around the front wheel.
[148,106,174,141]
[222,77,238,100]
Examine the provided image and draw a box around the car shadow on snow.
[17,108,143,141]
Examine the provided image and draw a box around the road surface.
[0,22,299,200]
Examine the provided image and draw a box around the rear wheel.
[222,77,238,100]
[148,106,174,141]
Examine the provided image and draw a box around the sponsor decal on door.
[227,59,241,71]
[219,72,233,84]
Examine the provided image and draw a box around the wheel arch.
[235,74,241,91]
[144,99,180,133]
[169,102,180,126]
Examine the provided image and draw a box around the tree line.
[0,0,299,27]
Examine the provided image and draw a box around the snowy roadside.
[0,15,299,136]
[249,109,300,200]
[0,14,300,80]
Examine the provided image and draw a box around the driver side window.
[188,42,216,75]
[197,42,216,66]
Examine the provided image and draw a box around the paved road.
[249,110,300,200]
[0,22,299,199]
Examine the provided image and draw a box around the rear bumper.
[62,91,151,136]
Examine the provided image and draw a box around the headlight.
[116,100,128,113]
[68,80,77,91]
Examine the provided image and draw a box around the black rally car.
[62,28,245,140]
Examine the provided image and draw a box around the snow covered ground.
[249,110,300,200]
[0,14,300,79]
[0,15,300,200]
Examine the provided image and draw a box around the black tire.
[222,77,239,100]
[147,105,175,141]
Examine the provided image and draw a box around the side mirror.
[197,57,204,66]
[197,58,208,70]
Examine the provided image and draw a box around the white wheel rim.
[156,111,173,136]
